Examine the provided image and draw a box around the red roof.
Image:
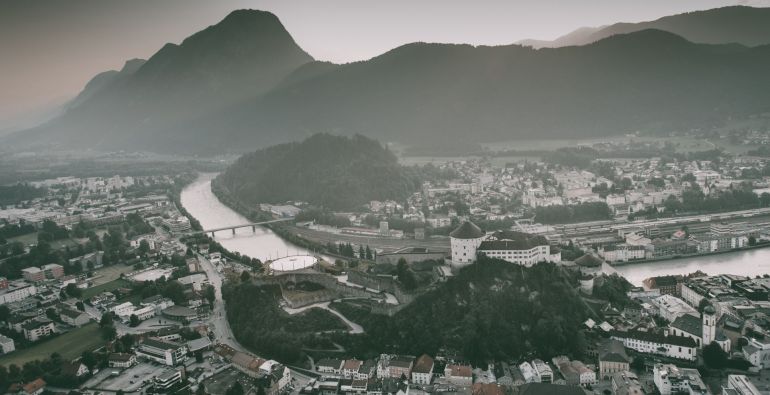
[412,354,434,374]
[23,378,46,394]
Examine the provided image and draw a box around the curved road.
[197,252,249,353]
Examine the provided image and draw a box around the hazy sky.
[2,0,770,130]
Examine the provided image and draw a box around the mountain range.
[518,6,770,48]
[6,6,770,154]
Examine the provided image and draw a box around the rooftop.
[450,221,484,239]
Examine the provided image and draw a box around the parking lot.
[83,362,164,393]
[202,368,254,395]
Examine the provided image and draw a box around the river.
[180,173,770,286]
[179,173,313,262]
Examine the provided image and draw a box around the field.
[0,322,102,366]
[81,278,132,299]
[91,264,135,286]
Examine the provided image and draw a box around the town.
[2,142,770,395]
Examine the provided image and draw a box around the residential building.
[21,378,46,395]
[411,354,434,385]
[0,281,37,305]
[343,359,363,379]
[41,264,64,279]
[0,334,15,354]
[108,353,137,368]
[743,337,770,368]
[60,307,90,327]
[22,319,56,341]
[598,339,630,378]
[318,358,343,375]
[519,362,539,383]
[387,356,413,379]
[444,364,472,386]
[531,360,552,384]
[21,268,45,283]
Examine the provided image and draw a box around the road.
[283,301,365,334]
[196,252,250,354]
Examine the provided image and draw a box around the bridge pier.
[232,228,236,235]
[252,225,256,233]
[210,232,215,238]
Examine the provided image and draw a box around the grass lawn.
[81,278,132,299]
[0,322,103,366]
[91,264,135,286]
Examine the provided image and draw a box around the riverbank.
[208,173,351,262]
[609,242,770,267]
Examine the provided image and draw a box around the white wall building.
[449,222,485,264]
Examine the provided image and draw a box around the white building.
[110,302,136,318]
[531,360,553,383]
[411,355,434,385]
[477,231,560,267]
[0,334,15,354]
[651,294,697,322]
[444,364,472,386]
[0,282,37,305]
[519,362,539,383]
[743,337,770,369]
[449,222,486,264]
[611,331,697,361]
[653,364,708,395]
[22,319,56,341]
[136,338,188,366]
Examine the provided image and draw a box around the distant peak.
[120,58,146,74]
[220,9,281,24]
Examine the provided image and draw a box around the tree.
[0,305,10,322]
[75,301,85,311]
[99,313,114,327]
[396,259,417,290]
[80,351,97,371]
[703,342,728,369]
[240,270,251,283]
[65,283,82,298]
[129,314,140,327]
[365,245,373,260]
[204,285,216,305]
[138,239,150,255]
[46,308,59,322]
[226,382,244,395]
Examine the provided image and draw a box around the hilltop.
[214,134,421,210]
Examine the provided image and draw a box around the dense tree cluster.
[328,257,592,364]
[223,283,347,362]
[216,134,422,210]
[535,202,612,224]
[592,274,634,309]
[0,184,47,206]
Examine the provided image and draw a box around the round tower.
[702,305,716,347]
[450,221,485,265]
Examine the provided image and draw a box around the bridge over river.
[187,217,294,236]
